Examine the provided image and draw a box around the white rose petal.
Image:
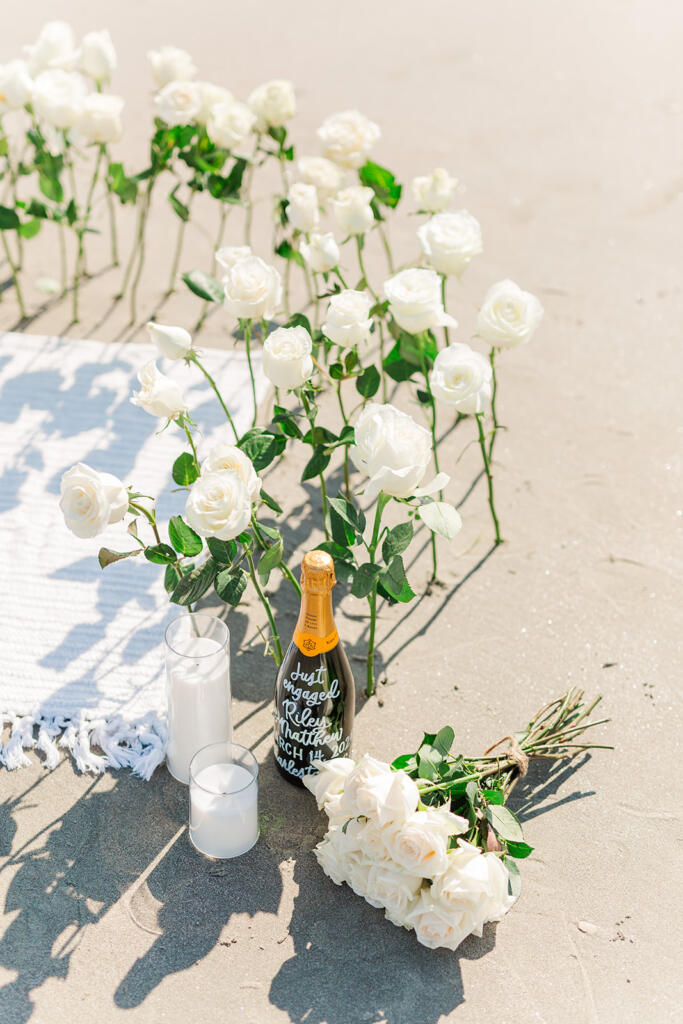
[146,321,193,361]
[412,168,458,212]
[303,757,356,808]
[430,343,492,414]
[366,864,423,924]
[184,470,252,541]
[262,326,313,391]
[78,93,123,145]
[25,21,77,75]
[215,245,251,272]
[339,753,393,821]
[375,770,420,827]
[383,806,468,879]
[314,831,350,886]
[300,232,340,274]
[286,183,319,234]
[0,61,33,113]
[248,78,295,130]
[59,462,127,539]
[130,361,187,420]
[148,46,197,88]
[223,254,281,320]
[206,100,256,156]
[477,279,544,349]
[297,156,343,201]
[404,889,474,951]
[431,840,515,936]
[202,443,261,503]
[418,210,482,277]
[318,109,380,169]
[80,30,117,83]
[195,82,234,126]
[322,290,373,348]
[331,186,375,236]
[154,80,202,126]
[32,69,86,129]
[351,402,449,502]
[384,267,457,336]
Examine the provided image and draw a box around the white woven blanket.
[0,332,267,777]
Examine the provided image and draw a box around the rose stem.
[488,346,500,459]
[365,493,390,697]
[188,352,239,441]
[476,412,502,545]
[245,549,283,664]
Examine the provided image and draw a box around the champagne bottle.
[273,550,355,785]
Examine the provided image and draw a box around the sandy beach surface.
[1,1,682,1022]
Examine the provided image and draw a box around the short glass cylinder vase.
[164,612,231,785]
[189,741,259,859]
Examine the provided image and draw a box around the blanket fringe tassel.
[0,711,167,780]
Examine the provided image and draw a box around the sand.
[1,1,682,1022]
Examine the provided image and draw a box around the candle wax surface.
[194,762,253,796]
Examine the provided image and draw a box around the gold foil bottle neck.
[300,550,336,593]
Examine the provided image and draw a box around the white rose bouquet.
[305,689,610,951]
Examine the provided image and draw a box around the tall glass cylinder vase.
[164,612,232,784]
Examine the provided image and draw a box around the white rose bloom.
[314,833,349,886]
[300,232,340,274]
[32,69,87,129]
[184,470,252,541]
[130,361,187,420]
[80,30,117,83]
[24,21,77,74]
[206,100,256,156]
[418,210,483,277]
[59,463,128,539]
[431,840,515,935]
[146,321,193,361]
[384,267,457,336]
[154,80,202,126]
[78,94,124,145]
[318,109,380,169]
[351,402,449,502]
[148,46,197,87]
[322,290,373,348]
[262,326,313,391]
[322,792,352,827]
[430,343,492,414]
[248,78,295,130]
[0,61,33,113]
[412,168,458,212]
[331,186,375,236]
[404,889,474,951]
[376,770,420,827]
[366,864,423,923]
[286,183,319,234]
[196,82,234,126]
[303,757,356,808]
[202,443,261,503]
[223,254,282,320]
[383,806,468,879]
[215,245,251,272]
[339,754,393,820]
[477,279,544,349]
[346,858,375,901]
[297,156,342,201]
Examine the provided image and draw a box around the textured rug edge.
[0,708,168,780]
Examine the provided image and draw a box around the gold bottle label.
[293,551,338,655]
[293,626,339,656]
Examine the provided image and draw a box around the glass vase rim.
[189,741,259,796]
[164,611,229,659]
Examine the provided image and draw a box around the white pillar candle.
[166,633,232,784]
[190,762,259,859]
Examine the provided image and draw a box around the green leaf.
[206,537,237,564]
[169,190,191,221]
[284,312,312,335]
[38,173,63,203]
[345,349,359,373]
[214,566,248,606]
[359,160,402,208]
[64,199,77,226]
[486,805,523,842]
[329,505,355,547]
[144,543,178,565]
[259,488,283,514]
[98,547,142,569]
[164,564,180,593]
[383,342,416,383]
[107,162,138,204]
[276,239,305,268]
[355,364,380,399]
[25,198,49,219]
[0,205,20,230]
[172,452,199,486]
[302,425,337,446]
[381,521,413,564]
[350,562,382,598]
[257,538,284,584]
[434,726,454,757]
[315,540,355,564]
[417,747,442,780]
[334,560,355,584]
[391,753,418,773]
[182,269,224,303]
[329,361,344,381]
[168,515,203,556]
[238,428,286,471]
[378,555,415,603]
[504,856,522,899]
[417,502,462,541]
[328,496,366,537]
[17,218,41,239]
[207,158,247,201]
[506,840,534,860]
[301,446,331,482]
[170,557,218,606]
[482,788,505,805]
